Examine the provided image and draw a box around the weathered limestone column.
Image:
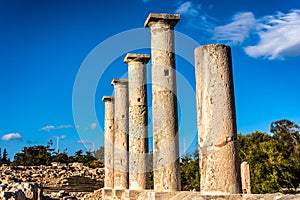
[241,161,251,194]
[124,53,150,190]
[111,78,129,189]
[194,44,242,194]
[145,13,181,191]
[102,96,114,189]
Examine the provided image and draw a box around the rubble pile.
[0,182,42,200]
[0,163,104,199]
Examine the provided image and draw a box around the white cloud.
[176,2,300,59]
[175,1,200,16]
[56,125,73,129]
[213,12,256,45]
[77,139,92,145]
[39,125,55,131]
[54,135,66,139]
[1,133,22,141]
[174,1,217,36]
[244,9,300,59]
[90,123,97,129]
[84,123,97,131]
[39,125,73,131]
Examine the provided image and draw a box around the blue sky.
[1,0,300,159]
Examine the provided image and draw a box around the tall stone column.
[124,53,150,190]
[111,78,129,189]
[102,96,114,189]
[194,44,242,194]
[145,13,181,191]
[241,162,251,194]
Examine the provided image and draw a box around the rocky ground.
[0,163,104,200]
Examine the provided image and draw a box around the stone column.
[124,53,150,190]
[194,44,242,194]
[241,162,251,194]
[111,78,129,189]
[102,96,114,189]
[145,13,181,191]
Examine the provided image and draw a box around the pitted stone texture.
[194,44,241,194]
[241,162,251,194]
[125,53,150,190]
[100,190,300,200]
[111,78,129,190]
[145,13,181,192]
[102,96,115,189]
[144,13,180,28]
[0,182,42,200]
[146,192,300,200]
[0,164,104,199]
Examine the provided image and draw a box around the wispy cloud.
[77,139,92,145]
[1,133,22,141]
[54,135,67,139]
[175,1,217,36]
[175,1,200,16]
[56,125,73,129]
[90,123,97,129]
[84,123,97,131]
[39,125,73,132]
[244,9,300,59]
[39,125,55,131]
[213,12,256,45]
[176,1,300,60]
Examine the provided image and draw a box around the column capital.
[124,53,150,64]
[102,96,113,102]
[144,13,180,28]
[111,78,128,86]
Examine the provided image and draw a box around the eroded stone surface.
[111,78,129,190]
[102,96,115,189]
[101,190,300,200]
[124,53,150,190]
[0,163,104,199]
[145,13,181,192]
[144,13,180,28]
[194,44,241,194]
[241,162,251,194]
[0,182,42,200]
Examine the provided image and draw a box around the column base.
[100,190,299,200]
[124,189,153,200]
[102,188,113,200]
[113,189,126,199]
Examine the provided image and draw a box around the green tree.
[0,148,2,165]
[94,146,104,163]
[2,148,9,164]
[52,151,69,164]
[68,150,103,168]
[180,151,200,191]
[12,145,52,166]
[238,120,300,194]
[270,119,300,192]
[148,151,154,189]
